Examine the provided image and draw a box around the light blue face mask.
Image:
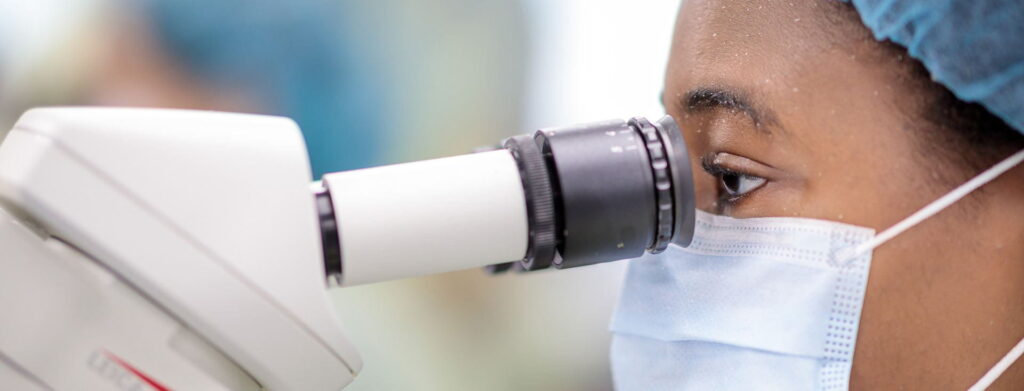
[610,149,1024,391]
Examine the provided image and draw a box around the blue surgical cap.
[137,0,386,176]
[847,0,1024,135]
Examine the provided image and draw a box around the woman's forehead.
[668,0,864,81]
[664,0,896,133]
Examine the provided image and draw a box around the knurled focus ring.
[503,135,557,270]
[631,117,674,253]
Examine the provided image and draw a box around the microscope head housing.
[0,108,360,389]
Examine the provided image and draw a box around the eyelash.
[700,156,768,204]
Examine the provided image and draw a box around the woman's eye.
[700,153,771,204]
[719,172,767,198]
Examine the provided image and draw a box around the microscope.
[0,108,695,390]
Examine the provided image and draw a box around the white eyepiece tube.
[316,115,697,287]
[321,150,529,286]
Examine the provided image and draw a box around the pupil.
[722,173,740,194]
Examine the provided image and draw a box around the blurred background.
[0,0,677,389]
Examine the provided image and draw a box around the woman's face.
[665,0,1024,388]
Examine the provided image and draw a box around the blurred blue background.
[0,0,678,389]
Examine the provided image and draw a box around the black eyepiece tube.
[499,115,695,272]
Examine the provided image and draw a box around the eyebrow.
[681,87,782,133]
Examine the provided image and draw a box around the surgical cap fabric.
[847,0,1024,135]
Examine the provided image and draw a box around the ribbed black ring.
[504,135,557,270]
[315,187,343,282]
[630,117,675,254]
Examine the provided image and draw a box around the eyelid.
[700,155,745,178]
[700,152,778,179]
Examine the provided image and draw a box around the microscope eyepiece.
[504,115,695,272]
[318,115,695,285]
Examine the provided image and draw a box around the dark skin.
[665,0,1024,388]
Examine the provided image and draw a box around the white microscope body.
[0,107,694,390]
[0,108,367,390]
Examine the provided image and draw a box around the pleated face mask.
[610,149,1024,391]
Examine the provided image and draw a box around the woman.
[611,0,1024,389]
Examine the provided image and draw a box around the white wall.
[522,0,680,128]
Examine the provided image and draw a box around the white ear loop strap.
[850,148,1024,258]
[834,148,1024,391]
[969,336,1024,391]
